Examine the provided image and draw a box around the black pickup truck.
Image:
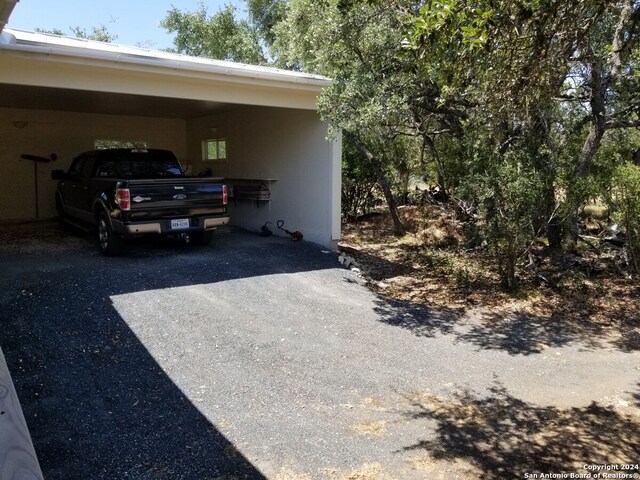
[52,148,229,255]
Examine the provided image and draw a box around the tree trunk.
[423,134,448,201]
[528,109,562,248]
[564,61,607,249]
[564,0,636,248]
[343,129,406,236]
[577,63,607,179]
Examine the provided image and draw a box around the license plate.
[170,218,190,229]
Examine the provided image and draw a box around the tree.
[36,24,118,43]
[70,25,118,43]
[275,0,430,235]
[404,0,640,284]
[341,134,379,220]
[246,0,287,54]
[161,1,286,65]
[611,162,640,272]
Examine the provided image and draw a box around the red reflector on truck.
[115,188,131,211]
[223,184,228,205]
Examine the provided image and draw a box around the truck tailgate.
[125,178,227,220]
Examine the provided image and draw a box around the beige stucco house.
[0,0,341,248]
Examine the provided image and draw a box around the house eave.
[0,28,332,92]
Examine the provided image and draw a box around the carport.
[0,23,341,248]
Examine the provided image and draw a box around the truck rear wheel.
[98,212,124,256]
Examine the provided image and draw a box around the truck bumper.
[203,217,231,229]
[112,215,230,236]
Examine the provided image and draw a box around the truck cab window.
[81,156,96,177]
[68,157,86,178]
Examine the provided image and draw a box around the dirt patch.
[350,421,386,437]
[324,463,390,480]
[275,467,312,480]
[403,386,640,479]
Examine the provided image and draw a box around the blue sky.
[7,0,239,49]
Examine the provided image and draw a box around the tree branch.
[605,119,640,129]
[609,0,637,85]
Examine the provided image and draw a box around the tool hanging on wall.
[277,220,303,241]
[21,153,57,218]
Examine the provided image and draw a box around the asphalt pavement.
[0,222,639,480]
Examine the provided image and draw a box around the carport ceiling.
[0,83,231,119]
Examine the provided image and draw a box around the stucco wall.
[0,107,187,221]
[187,106,341,248]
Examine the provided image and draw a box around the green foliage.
[341,136,378,219]
[458,124,543,289]
[486,161,538,290]
[275,0,413,132]
[36,24,118,43]
[403,0,640,273]
[386,135,423,203]
[589,128,640,199]
[160,0,286,65]
[161,2,267,64]
[70,25,118,43]
[246,0,287,51]
[35,27,65,36]
[275,0,422,234]
[610,162,640,272]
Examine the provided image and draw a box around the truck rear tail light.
[223,184,228,205]
[115,188,131,211]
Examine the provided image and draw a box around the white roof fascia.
[0,28,331,91]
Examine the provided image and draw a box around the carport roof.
[0,28,331,88]
[0,26,330,112]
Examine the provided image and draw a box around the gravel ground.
[0,221,639,480]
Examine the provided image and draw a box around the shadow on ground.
[341,220,640,355]
[339,245,415,281]
[0,225,338,480]
[3,297,264,480]
[372,296,582,355]
[400,383,640,479]
[372,296,462,338]
[456,311,587,355]
[373,292,639,355]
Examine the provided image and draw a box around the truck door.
[61,154,95,223]
[60,155,86,213]
[76,154,97,215]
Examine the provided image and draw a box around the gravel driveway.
[1,222,639,480]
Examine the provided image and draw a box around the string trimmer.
[277,220,303,241]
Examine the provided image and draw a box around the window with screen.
[202,139,227,161]
[95,139,148,149]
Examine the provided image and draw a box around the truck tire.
[97,211,124,256]
[191,230,213,246]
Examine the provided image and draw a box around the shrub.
[610,162,640,273]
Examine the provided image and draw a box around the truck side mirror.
[51,170,65,180]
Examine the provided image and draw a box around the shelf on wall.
[225,178,276,206]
